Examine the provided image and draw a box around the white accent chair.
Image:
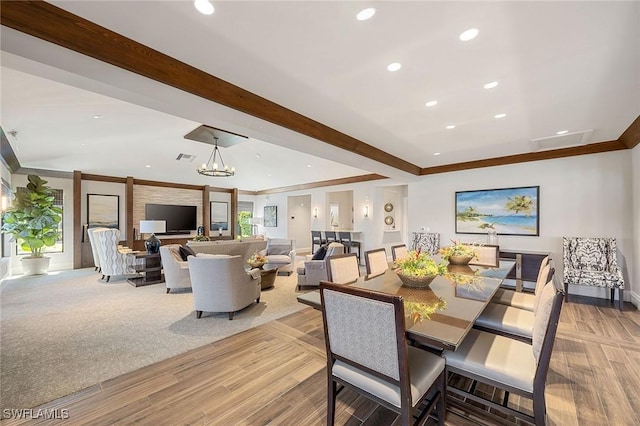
[92,228,134,282]
[320,282,446,425]
[87,227,107,272]
[159,244,191,293]
[364,248,389,276]
[444,280,564,425]
[296,242,344,290]
[259,238,296,276]
[326,253,360,284]
[187,255,261,320]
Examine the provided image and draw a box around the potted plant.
[439,240,481,265]
[1,175,62,275]
[393,249,447,288]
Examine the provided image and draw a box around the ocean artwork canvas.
[210,201,228,231]
[455,186,539,236]
[87,194,119,229]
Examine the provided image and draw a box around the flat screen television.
[145,204,197,234]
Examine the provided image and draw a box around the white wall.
[0,162,12,281]
[409,150,635,302]
[632,145,640,307]
[287,194,311,251]
[82,180,127,238]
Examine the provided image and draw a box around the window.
[237,201,254,237]
[1,178,10,258]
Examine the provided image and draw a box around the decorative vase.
[395,271,437,288]
[145,234,161,254]
[448,255,473,266]
[21,256,51,275]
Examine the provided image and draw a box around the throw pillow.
[312,245,328,260]
[178,245,196,261]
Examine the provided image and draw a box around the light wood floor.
[4,297,638,425]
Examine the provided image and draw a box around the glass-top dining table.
[297,258,516,352]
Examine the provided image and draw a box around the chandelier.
[197,137,235,177]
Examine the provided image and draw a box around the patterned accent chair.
[410,232,440,255]
[159,244,191,293]
[87,227,107,272]
[320,282,446,425]
[563,237,624,310]
[92,228,134,282]
[296,242,344,290]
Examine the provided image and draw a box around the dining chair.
[391,244,409,262]
[364,248,388,276]
[468,244,499,267]
[563,237,624,310]
[492,256,550,311]
[338,231,361,262]
[326,253,360,284]
[474,269,555,343]
[320,282,446,426]
[444,279,564,425]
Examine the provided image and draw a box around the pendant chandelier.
[197,137,235,177]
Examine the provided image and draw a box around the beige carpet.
[0,267,307,409]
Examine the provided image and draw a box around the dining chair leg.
[327,379,337,426]
[533,386,547,426]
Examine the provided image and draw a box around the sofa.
[296,242,344,290]
[186,239,267,263]
[259,238,296,276]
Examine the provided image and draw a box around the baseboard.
[630,291,640,309]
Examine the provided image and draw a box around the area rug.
[0,267,307,409]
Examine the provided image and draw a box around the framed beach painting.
[264,205,277,227]
[455,186,539,236]
[210,201,228,231]
[87,194,119,229]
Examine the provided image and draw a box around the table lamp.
[139,220,166,254]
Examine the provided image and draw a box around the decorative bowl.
[395,271,437,288]
[248,261,266,269]
[448,255,473,266]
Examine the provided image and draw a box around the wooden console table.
[127,252,164,287]
[499,249,549,292]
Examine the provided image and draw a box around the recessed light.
[194,0,214,15]
[556,130,568,135]
[484,81,498,89]
[93,114,102,119]
[387,62,402,72]
[446,125,456,130]
[81,143,87,146]
[459,28,479,41]
[433,152,441,156]
[307,164,312,168]
[356,8,375,21]
[425,100,438,107]
[256,153,261,158]
[145,165,151,168]
[494,113,507,119]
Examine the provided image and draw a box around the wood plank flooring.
[3,297,638,425]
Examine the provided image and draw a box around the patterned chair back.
[563,237,617,272]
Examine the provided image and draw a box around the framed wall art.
[264,205,277,227]
[455,186,539,236]
[210,201,228,231]
[87,194,119,229]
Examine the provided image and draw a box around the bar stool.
[311,230,326,253]
[338,231,361,262]
[324,231,337,243]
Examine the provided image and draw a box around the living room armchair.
[92,228,134,282]
[259,238,296,276]
[296,242,344,290]
[159,244,191,293]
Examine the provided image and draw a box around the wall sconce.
[363,205,369,218]
[313,207,318,218]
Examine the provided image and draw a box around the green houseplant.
[393,249,447,288]
[1,175,62,275]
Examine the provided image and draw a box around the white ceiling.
[1,1,639,191]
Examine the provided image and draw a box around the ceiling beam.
[0,127,20,173]
[618,115,640,149]
[256,174,387,195]
[0,0,421,176]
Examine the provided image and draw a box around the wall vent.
[176,153,196,162]
[529,129,593,152]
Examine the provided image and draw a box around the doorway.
[287,195,311,253]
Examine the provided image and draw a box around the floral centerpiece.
[247,252,267,269]
[439,239,481,265]
[393,249,447,288]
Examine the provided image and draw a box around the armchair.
[87,227,107,272]
[187,255,261,320]
[562,237,624,310]
[259,238,296,276]
[296,242,344,290]
[159,244,191,293]
[92,228,134,282]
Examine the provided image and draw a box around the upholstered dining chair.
[492,256,550,311]
[364,248,389,276]
[468,244,499,267]
[563,237,624,310]
[92,228,134,282]
[320,282,446,426]
[474,267,554,343]
[87,227,107,272]
[444,280,564,426]
[326,253,360,284]
[391,244,409,262]
[187,254,261,320]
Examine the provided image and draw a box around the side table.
[259,268,278,290]
[127,252,164,287]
